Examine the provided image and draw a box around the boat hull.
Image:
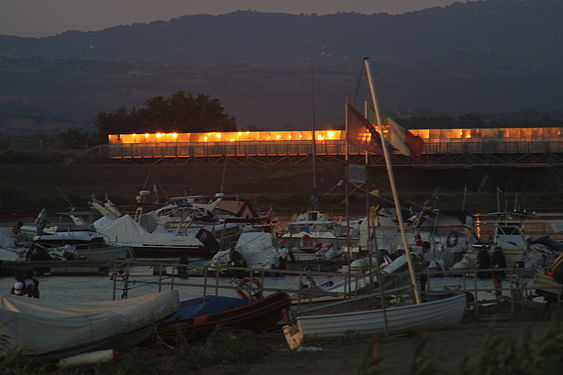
[295,293,466,338]
[157,291,291,341]
[130,245,214,258]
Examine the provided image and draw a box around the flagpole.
[344,100,352,296]
[310,56,319,211]
[363,57,421,304]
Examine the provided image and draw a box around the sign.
[348,163,366,184]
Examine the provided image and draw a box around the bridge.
[104,127,563,168]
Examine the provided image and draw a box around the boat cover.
[164,296,249,322]
[0,227,16,248]
[94,215,203,247]
[0,290,179,356]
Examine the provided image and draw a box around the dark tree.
[59,128,92,149]
[95,91,236,138]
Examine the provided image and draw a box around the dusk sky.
[1,0,471,37]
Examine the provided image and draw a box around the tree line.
[95,91,237,136]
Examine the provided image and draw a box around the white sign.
[348,163,366,184]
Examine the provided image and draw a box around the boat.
[210,231,290,270]
[93,214,221,258]
[284,293,466,344]
[284,58,464,347]
[0,228,28,261]
[29,229,133,261]
[0,290,179,358]
[157,290,291,342]
[451,211,562,272]
[279,210,348,271]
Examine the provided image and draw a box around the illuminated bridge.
[104,127,563,168]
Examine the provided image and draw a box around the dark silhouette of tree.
[59,128,92,149]
[95,91,236,138]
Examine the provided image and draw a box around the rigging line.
[352,61,366,106]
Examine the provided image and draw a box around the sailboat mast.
[310,56,319,210]
[363,57,422,304]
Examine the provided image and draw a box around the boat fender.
[57,349,117,369]
[236,277,262,299]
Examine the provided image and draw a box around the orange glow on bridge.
[109,130,344,144]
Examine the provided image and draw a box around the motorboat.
[451,211,562,272]
[210,231,290,270]
[93,214,221,258]
[280,210,345,258]
[29,228,132,261]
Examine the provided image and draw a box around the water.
[0,272,532,304]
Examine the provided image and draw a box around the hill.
[0,0,562,131]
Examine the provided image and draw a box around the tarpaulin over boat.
[93,214,205,248]
[165,296,249,322]
[0,291,179,356]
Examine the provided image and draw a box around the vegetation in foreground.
[1,307,562,375]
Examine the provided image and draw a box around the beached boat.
[0,290,179,358]
[157,290,291,341]
[284,293,466,344]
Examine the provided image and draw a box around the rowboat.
[157,290,291,342]
[284,293,466,346]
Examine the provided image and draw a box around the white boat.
[284,59,465,347]
[285,293,466,342]
[210,231,289,269]
[30,230,132,261]
[0,290,179,358]
[451,211,561,272]
[93,214,220,258]
[0,227,28,261]
[280,210,349,262]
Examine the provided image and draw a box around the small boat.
[157,290,291,342]
[210,231,289,270]
[284,293,466,345]
[0,290,179,358]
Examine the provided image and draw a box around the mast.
[344,100,352,295]
[310,56,319,211]
[363,57,422,304]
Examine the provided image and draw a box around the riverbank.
[2,319,560,375]
[2,162,563,214]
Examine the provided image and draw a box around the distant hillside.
[1,0,562,131]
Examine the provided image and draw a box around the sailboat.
[284,59,465,345]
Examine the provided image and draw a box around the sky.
[0,0,471,37]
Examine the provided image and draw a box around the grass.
[353,319,563,375]
[1,327,276,374]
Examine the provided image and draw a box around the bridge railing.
[106,139,563,159]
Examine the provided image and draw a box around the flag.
[369,107,424,161]
[346,104,382,154]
